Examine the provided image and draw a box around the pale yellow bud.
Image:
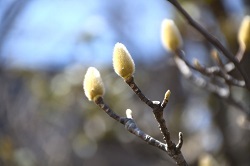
[238,15,250,50]
[193,58,202,69]
[113,43,135,79]
[164,90,171,101]
[161,19,183,52]
[83,67,105,101]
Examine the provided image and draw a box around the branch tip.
[165,90,171,101]
[167,0,250,89]
[193,58,202,70]
[161,90,171,108]
[176,132,183,150]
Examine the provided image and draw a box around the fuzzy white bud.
[83,67,105,101]
[113,43,135,79]
[161,19,183,52]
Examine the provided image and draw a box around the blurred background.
[0,0,250,165]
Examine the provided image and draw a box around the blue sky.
[0,0,246,70]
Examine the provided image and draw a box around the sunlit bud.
[164,90,171,101]
[238,15,250,50]
[83,67,105,101]
[193,58,202,69]
[113,43,135,80]
[126,109,133,119]
[161,19,183,52]
[211,50,222,64]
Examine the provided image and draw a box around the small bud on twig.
[161,90,171,108]
[113,43,135,80]
[126,109,133,119]
[211,49,223,66]
[238,15,250,50]
[164,90,171,101]
[83,67,105,101]
[193,58,202,70]
[161,19,183,52]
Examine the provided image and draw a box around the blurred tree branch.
[167,0,250,90]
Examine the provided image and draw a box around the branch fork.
[94,93,187,166]
[123,76,187,165]
[167,0,250,90]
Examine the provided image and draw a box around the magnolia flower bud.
[164,90,171,101]
[161,19,183,52]
[113,43,135,79]
[193,58,202,69]
[83,67,105,101]
[238,15,250,50]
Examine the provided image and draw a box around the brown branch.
[125,76,174,145]
[94,97,126,124]
[124,76,188,165]
[152,100,175,148]
[173,53,250,118]
[174,55,230,98]
[94,97,188,166]
[175,50,245,87]
[125,76,154,108]
[167,0,250,90]
[124,111,188,166]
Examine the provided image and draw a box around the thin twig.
[173,54,250,118]
[167,0,250,90]
[174,54,230,97]
[152,101,175,148]
[176,132,183,151]
[125,76,188,164]
[94,97,126,124]
[220,45,245,73]
[125,77,174,146]
[125,76,154,108]
[176,50,245,87]
[94,97,188,166]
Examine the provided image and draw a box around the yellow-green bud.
[113,42,135,79]
[238,15,250,50]
[161,19,183,52]
[83,67,105,101]
[193,58,202,69]
[164,90,171,101]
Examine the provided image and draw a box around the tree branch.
[167,0,250,90]
[173,52,250,118]
[125,76,154,108]
[124,76,188,164]
[176,49,245,88]
[94,97,188,166]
